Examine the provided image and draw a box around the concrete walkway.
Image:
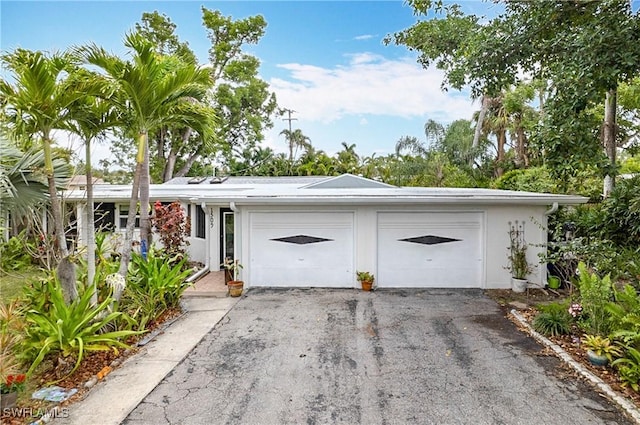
[53,296,239,425]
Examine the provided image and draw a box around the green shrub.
[532,303,572,337]
[123,248,193,331]
[613,347,640,391]
[607,284,640,349]
[0,230,34,273]
[576,262,613,336]
[20,279,141,379]
[600,175,640,248]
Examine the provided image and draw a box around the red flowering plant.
[1,374,26,394]
[151,201,191,261]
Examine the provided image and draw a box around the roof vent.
[210,176,229,184]
[187,177,207,184]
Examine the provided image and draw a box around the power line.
[282,108,297,133]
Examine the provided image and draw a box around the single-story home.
[65,173,588,290]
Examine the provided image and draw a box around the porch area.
[183,271,228,298]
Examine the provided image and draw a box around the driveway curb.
[52,297,239,425]
[510,309,640,424]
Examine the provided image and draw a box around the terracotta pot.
[228,280,244,297]
[361,280,373,291]
[1,391,18,410]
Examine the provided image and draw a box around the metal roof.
[64,174,588,206]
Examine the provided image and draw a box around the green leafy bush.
[0,230,34,273]
[123,249,193,331]
[532,303,572,337]
[607,284,640,349]
[576,262,613,336]
[600,175,640,248]
[613,347,640,391]
[20,279,141,378]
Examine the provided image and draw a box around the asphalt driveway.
[124,289,631,425]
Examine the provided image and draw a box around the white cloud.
[354,34,375,41]
[269,53,475,125]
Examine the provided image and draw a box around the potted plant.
[356,271,374,291]
[1,373,26,410]
[581,334,622,366]
[507,221,533,293]
[221,259,244,297]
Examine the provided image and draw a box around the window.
[196,206,206,239]
[119,205,140,229]
[94,202,115,231]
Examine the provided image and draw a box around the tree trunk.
[515,123,528,167]
[139,132,152,255]
[162,128,193,182]
[495,128,506,177]
[117,136,144,298]
[603,88,617,199]
[43,133,77,303]
[85,138,97,305]
[471,95,490,166]
[175,149,202,178]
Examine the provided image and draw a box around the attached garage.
[377,212,483,288]
[70,174,588,291]
[249,212,354,287]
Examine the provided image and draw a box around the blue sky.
[1,1,499,165]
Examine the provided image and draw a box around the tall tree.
[66,80,118,304]
[77,32,216,289]
[201,8,277,175]
[279,128,311,173]
[0,49,84,302]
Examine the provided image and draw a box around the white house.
[65,174,588,290]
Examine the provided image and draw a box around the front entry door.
[219,208,234,267]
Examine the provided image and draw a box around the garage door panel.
[250,212,354,287]
[378,212,483,288]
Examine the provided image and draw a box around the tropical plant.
[507,221,532,279]
[0,231,34,273]
[124,249,193,330]
[613,347,640,391]
[151,201,191,260]
[581,334,623,362]
[532,303,572,337]
[66,88,119,305]
[607,284,640,349]
[576,262,613,336]
[76,31,216,293]
[220,258,243,282]
[20,279,141,378]
[0,49,83,302]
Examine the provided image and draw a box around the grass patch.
[0,266,44,301]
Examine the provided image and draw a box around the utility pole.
[282,108,297,163]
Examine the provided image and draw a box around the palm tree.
[0,49,85,302]
[66,83,118,304]
[279,128,311,174]
[0,138,71,222]
[77,32,216,290]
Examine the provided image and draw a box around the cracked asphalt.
[123,289,633,425]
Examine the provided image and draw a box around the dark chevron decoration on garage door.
[271,234,334,245]
[399,235,461,245]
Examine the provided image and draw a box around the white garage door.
[377,212,483,288]
[249,212,354,287]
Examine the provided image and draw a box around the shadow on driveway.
[124,289,632,425]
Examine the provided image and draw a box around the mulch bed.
[486,288,640,411]
[1,307,182,425]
